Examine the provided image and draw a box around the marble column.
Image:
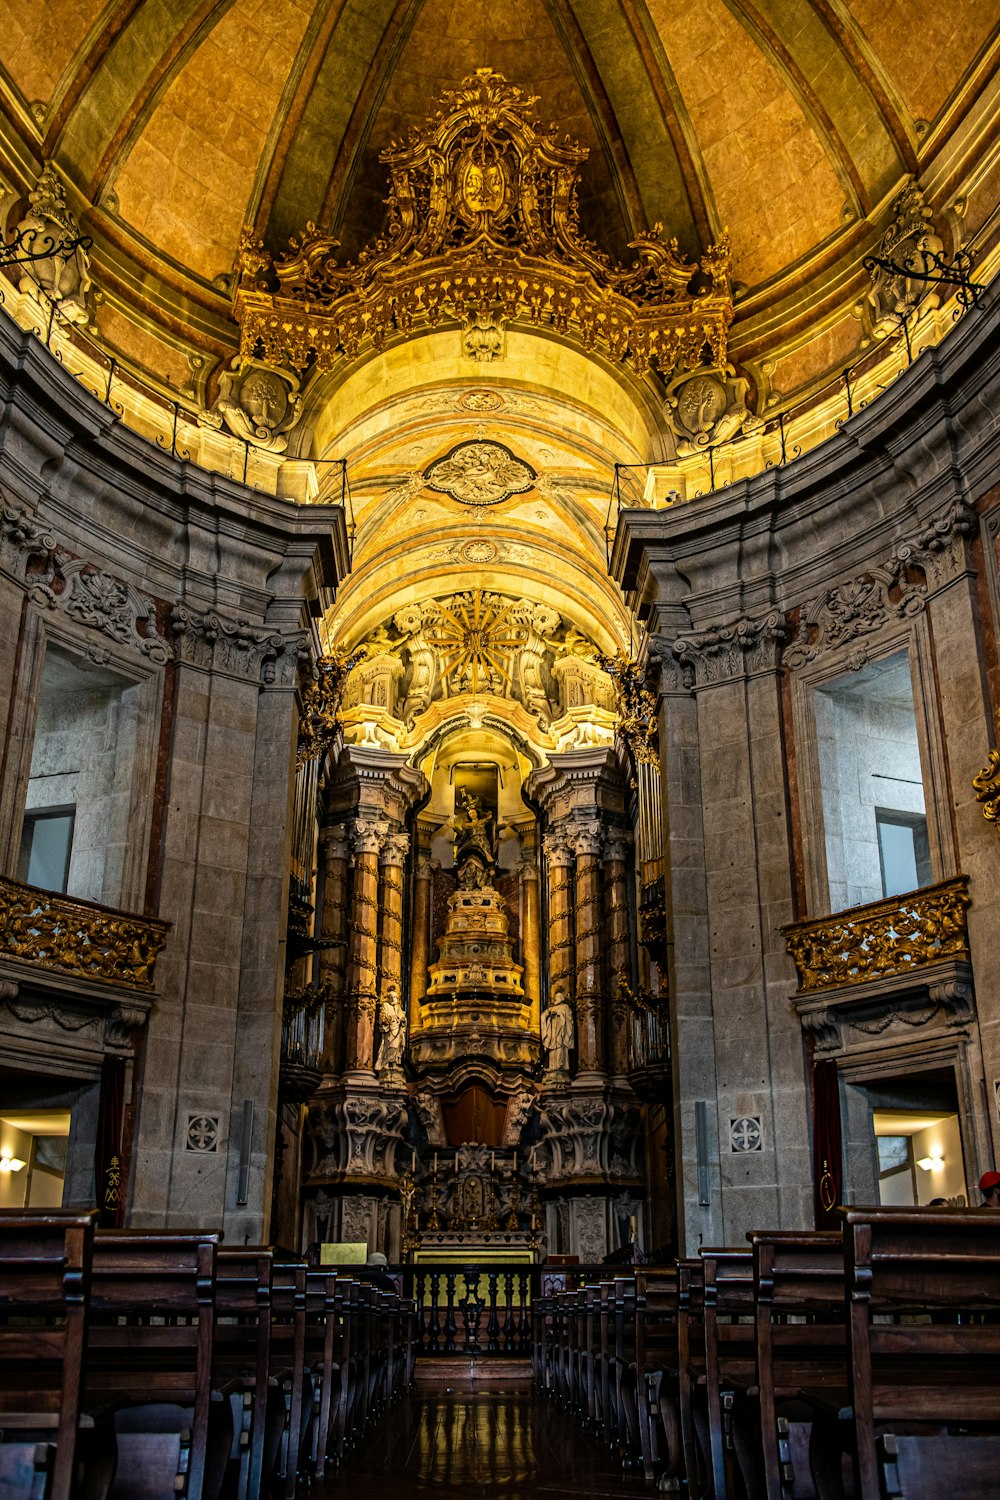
[544,831,575,1006]
[344,816,386,1075]
[378,830,408,998]
[318,823,350,1075]
[604,831,633,1076]
[519,837,542,1034]
[571,818,606,1076]
[409,845,433,1032]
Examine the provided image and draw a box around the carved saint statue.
[375,985,407,1076]
[540,990,574,1077]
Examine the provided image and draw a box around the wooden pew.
[632,1268,683,1488]
[87,1231,232,1500]
[0,1210,114,1500]
[749,1229,847,1500]
[700,1247,757,1500]
[676,1257,708,1497]
[843,1206,1000,1500]
[214,1246,282,1500]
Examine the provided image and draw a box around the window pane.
[877,816,919,897]
[19,811,74,893]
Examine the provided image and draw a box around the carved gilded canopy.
[234,69,732,378]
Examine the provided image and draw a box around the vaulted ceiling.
[2,0,997,395]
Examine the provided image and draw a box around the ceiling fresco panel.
[840,0,999,125]
[0,0,108,111]
[113,0,313,281]
[653,0,847,287]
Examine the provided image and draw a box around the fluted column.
[378,830,408,998]
[571,818,606,1076]
[319,823,351,1074]
[409,846,433,1031]
[604,831,633,1076]
[545,831,575,1006]
[344,816,386,1074]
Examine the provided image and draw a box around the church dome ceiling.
[0,0,996,404]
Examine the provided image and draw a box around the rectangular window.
[876,808,931,898]
[18,806,75,892]
[815,651,930,910]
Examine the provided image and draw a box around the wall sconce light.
[916,1153,945,1172]
[0,1153,26,1172]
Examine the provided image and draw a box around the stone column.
[571,818,606,1077]
[545,831,575,1006]
[604,831,633,1076]
[318,823,350,1075]
[378,830,408,999]
[408,845,433,1032]
[344,815,386,1076]
[519,836,542,1034]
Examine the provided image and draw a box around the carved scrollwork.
[972,708,1000,832]
[15,163,91,326]
[1,497,56,576]
[29,555,173,664]
[0,875,169,989]
[782,875,970,994]
[171,603,288,682]
[197,358,303,453]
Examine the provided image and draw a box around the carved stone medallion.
[423,441,536,507]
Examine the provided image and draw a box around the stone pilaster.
[344,816,386,1076]
[570,818,605,1077]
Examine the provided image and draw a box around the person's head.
[367,1250,388,1267]
[979,1171,1000,1207]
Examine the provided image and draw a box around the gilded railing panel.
[782,876,970,994]
[0,875,169,989]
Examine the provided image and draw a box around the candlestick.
[412,1147,417,1173]
[512,1150,517,1172]
[455,1148,461,1175]
[433,1152,438,1175]
[490,1151,495,1173]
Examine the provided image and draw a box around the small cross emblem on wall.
[185,1114,220,1153]
[729,1116,763,1153]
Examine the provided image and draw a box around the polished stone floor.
[318,1386,643,1498]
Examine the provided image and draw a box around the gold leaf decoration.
[782,876,970,993]
[0,876,168,989]
[234,69,731,378]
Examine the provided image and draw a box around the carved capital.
[673,609,786,685]
[171,603,286,682]
[380,831,410,866]
[543,832,574,868]
[568,819,603,859]
[1,497,56,577]
[604,832,632,866]
[321,824,351,866]
[352,818,388,858]
[104,1003,149,1049]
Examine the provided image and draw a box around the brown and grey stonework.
[612,276,1000,1252]
[0,306,348,1241]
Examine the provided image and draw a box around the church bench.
[0,1210,116,1500]
[842,1207,1000,1500]
[214,1247,285,1500]
[699,1247,758,1500]
[676,1257,709,1496]
[87,1230,232,1500]
[266,1254,309,1498]
[748,1229,848,1500]
[631,1268,683,1488]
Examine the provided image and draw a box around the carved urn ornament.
[233,69,732,378]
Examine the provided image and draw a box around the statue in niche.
[375,985,407,1078]
[393,604,437,720]
[514,603,560,722]
[541,990,574,1078]
[456,790,497,862]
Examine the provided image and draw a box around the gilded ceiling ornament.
[596,652,660,776]
[460,391,505,411]
[972,709,1000,832]
[424,439,535,507]
[296,646,366,766]
[233,69,732,378]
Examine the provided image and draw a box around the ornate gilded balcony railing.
[0,874,169,989]
[782,875,970,994]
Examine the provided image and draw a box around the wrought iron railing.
[0,874,169,989]
[781,874,971,993]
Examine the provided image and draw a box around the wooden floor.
[318,1384,644,1498]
